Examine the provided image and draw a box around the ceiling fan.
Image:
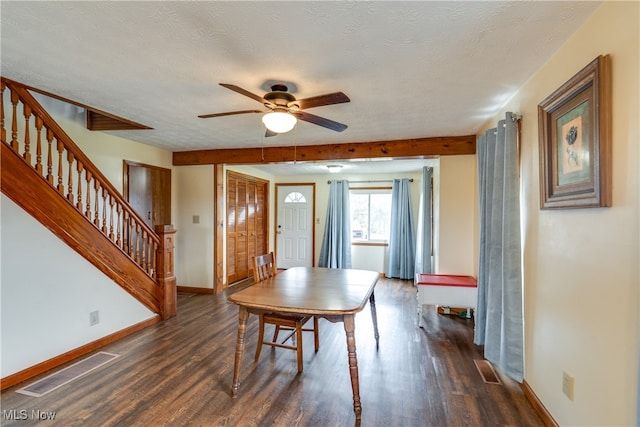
[198,83,350,135]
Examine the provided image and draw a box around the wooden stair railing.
[0,78,176,319]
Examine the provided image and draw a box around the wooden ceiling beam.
[172,135,476,166]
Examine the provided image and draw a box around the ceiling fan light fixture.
[262,111,297,134]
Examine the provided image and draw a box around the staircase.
[0,78,177,386]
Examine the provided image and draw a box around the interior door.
[124,161,171,228]
[276,184,314,269]
[227,171,268,284]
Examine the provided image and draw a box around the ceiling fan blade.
[219,83,266,104]
[198,110,263,119]
[294,111,348,132]
[292,92,350,110]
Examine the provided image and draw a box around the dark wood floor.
[1,278,543,426]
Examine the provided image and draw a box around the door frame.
[275,183,316,269]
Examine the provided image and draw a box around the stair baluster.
[35,116,43,176]
[23,104,31,164]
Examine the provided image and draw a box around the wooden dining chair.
[252,252,319,373]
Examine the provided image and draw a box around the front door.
[276,184,315,269]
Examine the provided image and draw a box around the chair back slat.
[253,252,277,283]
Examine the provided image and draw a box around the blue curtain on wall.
[474,111,524,382]
[386,178,415,279]
[318,180,352,268]
[414,166,434,279]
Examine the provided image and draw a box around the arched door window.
[284,192,307,203]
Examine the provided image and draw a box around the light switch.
[193,215,200,224]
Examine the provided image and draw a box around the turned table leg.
[231,306,249,397]
[369,292,380,350]
[343,314,362,422]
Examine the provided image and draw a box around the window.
[350,188,392,242]
[284,191,306,203]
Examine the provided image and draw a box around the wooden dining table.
[227,266,380,422]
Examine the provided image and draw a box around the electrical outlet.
[562,371,574,400]
[89,310,100,326]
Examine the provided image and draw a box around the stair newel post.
[155,225,177,319]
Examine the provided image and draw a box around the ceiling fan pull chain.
[261,126,265,162]
[293,125,298,165]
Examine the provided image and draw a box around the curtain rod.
[327,179,414,184]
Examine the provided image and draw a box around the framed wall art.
[538,55,611,209]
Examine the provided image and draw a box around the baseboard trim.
[177,286,214,294]
[521,379,559,427]
[0,315,160,391]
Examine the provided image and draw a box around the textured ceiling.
[1,1,601,172]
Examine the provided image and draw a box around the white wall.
[438,155,477,275]
[1,196,155,377]
[174,165,215,288]
[482,2,639,425]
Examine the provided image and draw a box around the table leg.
[343,314,362,422]
[231,306,249,398]
[369,292,380,350]
[417,287,424,328]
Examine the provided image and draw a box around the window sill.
[351,241,389,247]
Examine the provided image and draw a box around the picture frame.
[538,55,611,209]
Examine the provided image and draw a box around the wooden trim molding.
[521,380,559,427]
[0,316,160,391]
[214,164,225,293]
[177,286,215,294]
[173,135,476,166]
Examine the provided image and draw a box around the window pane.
[369,194,391,240]
[350,193,369,240]
[349,190,392,242]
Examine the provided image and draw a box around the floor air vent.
[474,359,502,385]
[17,352,120,397]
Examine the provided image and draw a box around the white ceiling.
[1,1,600,175]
